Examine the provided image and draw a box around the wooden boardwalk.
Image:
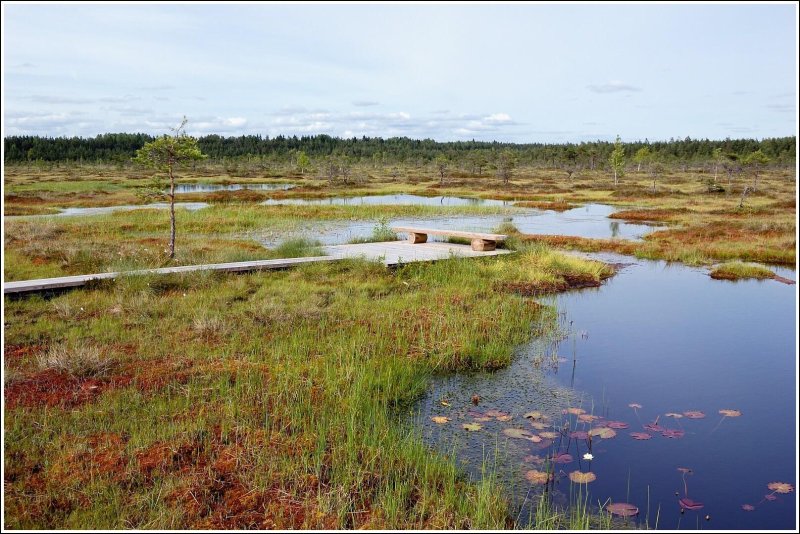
[3,241,511,295]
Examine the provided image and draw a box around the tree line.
[3,133,795,167]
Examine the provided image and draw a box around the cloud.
[222,117,247,127]
[766,103,795,113]
[137,84,175,91]
[352,100,379,107]
[11,62,36,69]
[4,111,99,135]
[104,105,155,116]
[484,113,512,124]
[453,113,520,136]
[27,94,137,104]
[188,116,250,133]
[587,81,642,94]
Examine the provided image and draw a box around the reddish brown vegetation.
[521,234,639,256]
[3,344,45,367]
[513,200,578,212]
[4,369,132,409]
[608,208,682,222]
[134,426,335,529]
[127,358,197,393]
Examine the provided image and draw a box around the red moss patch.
[520,234,640,256]
[3,344,45,367]
[50,432,130,485]
[514,200,578,212]
[127,358,197,393]
[608,208,682,222]
[4,369,132,409]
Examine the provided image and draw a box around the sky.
[2,2,797,143]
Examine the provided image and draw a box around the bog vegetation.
[2,132,796,529]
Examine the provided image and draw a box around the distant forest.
[3,133,796,167]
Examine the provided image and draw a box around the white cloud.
[587,81,642,94]
[484,113,512,124]
[223,117,247,127]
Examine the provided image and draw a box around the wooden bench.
[391,226,507,251]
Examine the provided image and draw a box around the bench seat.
[391,226,507,251]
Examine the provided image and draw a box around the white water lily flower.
[583,453,594,460]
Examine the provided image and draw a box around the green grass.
[270,237,324,258]
[709,261,776,281]
[347,218,398,244]
[3,245,613,529]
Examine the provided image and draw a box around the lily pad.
[569,431,589,440]
[630,432,652,440]
[741,504,755,511]
[677,467,693,474]
[485,409,509,418]
[525,469,552,484]
[550,452,574,464]
[578,414,598,422]
[462,423,482,431]
[538,431,560,439]
[683,411,706,419]
[643,423,664,432]
[628,403,642,409]
[589,427,617,439]
[606,421,629,429]
[679,497,704,510]
[608,502,639,517]
[719,409,742,417]
[569,470,597,484]
[531,422,548,430]
[496,415,513,422]
[523,454,544,464]
[662,429,685,439]
[503,428,534,439]
[431,416,450,424]
[665,412,683,418]
[767,482,794,494]
[764,494,777,501]
[566,407,586,415]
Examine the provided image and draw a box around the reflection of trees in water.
[609,221,620,238]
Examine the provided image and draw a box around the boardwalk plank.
[3,242,511,295]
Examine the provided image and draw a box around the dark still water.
[413,254,797,530]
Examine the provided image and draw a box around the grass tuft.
[37,343,116,378]
[709,261,776,281]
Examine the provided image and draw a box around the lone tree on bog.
[134,117,206,259]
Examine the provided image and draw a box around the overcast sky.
[2,3,797,142]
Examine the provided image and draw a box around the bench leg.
[408,232,428,244]
[471,239,496,251]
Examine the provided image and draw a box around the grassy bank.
[3,245,614,529]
